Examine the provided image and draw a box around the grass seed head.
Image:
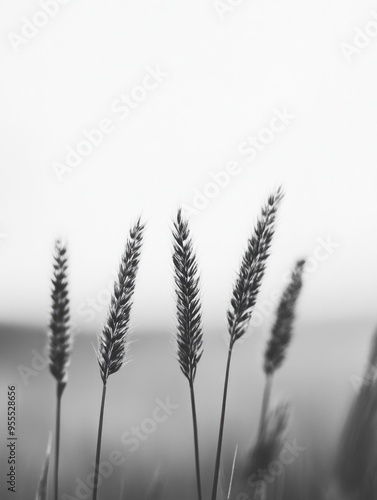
[48,240,71,391]
[97,219,145,384]
[227,187,284,344]
[172,209,203,383]
[264,259,306,376]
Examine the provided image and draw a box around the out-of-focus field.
[0,319,374,499]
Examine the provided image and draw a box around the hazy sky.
[1,0,377,334]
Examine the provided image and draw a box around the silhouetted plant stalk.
[93,219,144,500]
[336,327,377,498]
[259,259,306,437]
[244,402,290,500]
[211,188,284,500]
[172,209,203,500]
[48,240,71,500]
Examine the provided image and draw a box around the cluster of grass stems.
[34,190,376,500]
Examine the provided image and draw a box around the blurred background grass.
[0,318,374,499]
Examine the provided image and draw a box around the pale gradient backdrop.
[0,0,376,335]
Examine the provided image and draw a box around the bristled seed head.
[173,209,203,383]
[264,259,306,376]
[227,187,284,344]
[97,219,145,384]
[48,240,71,392]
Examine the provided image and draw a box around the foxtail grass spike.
[173,209,203,500]
[212,188,283,500]
[47,240,71,500]
[97,218,144,384]
[48,240,71,393]
[258,259,305,439]
[227,187,284,345]
[264,259,306,376]
[173,209,203,383]
[93,219,144,500]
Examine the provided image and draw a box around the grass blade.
[35,434,52,500]
[227,444,238,500]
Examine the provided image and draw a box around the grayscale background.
[0,1,376,499]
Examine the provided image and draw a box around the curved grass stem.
[54,384,64,500]
[258,375,273,439]
[211,343,234,500]
[189,380,203,500]
[92,382,107,500]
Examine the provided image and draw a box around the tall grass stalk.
[336,327,377,497]
[93,219,144,500]
[48,241,71,500]
[211,188,284,500]
[257,374,273,438]
[259,259,305,437]
[172,209,203,500]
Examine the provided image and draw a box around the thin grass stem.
[211,342,234,500]
[189,380,203,500]
[257,375,273,439]
[92,382,107,500]
[54,385,63,500]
